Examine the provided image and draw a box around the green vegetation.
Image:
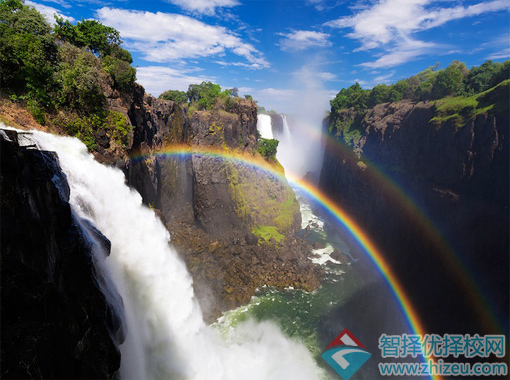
[431,79,510,127]
[225,160,298,243]
[54,17,121,56]
[330,60,509,112]
[184,81,235,111]
[0,0,58,108]
[157,83,245,112]
[257,106,279,115]
[252,226,285,244]
[257,138,279,160]
[159,89,188,104]
[0,0,136,152]
[329,59,509,143]
[52,110,132,150]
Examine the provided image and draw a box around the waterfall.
[28,129,321,380]
[257,114,273,139]
[282,115,292,142]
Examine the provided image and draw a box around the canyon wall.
[319,83,509,334]
[0,130,123,379]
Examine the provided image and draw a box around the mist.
[274,63,334,181]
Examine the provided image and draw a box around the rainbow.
[279,117,506,336]
[131,145,441,379]
[318,133,506,337]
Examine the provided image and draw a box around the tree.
[463,60,507,95]
[432,61,466,98]
[230,87,239,97]
[257,138,279,160]
[187,82,222,109]
[58,43,106,114]
[159,89,188,104]
[368,84,390,108]
[102,55,136,90]
[388,80,409,102]
[54,17,121,57]
[330,83,369,111]
[0,0,58,105]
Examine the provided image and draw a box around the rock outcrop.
[0,129,123,379]
[102,85,322,321]
[319,86,509,334]
[1,81,322,322]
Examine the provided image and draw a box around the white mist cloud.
[136,66,215,97]
[278,30,332,52]
[26,0,75,24]
[325,0,510,68]
[486,48,510,60]
[253,62,336,178]
[95,7,269,69]
[306,0,326,11]
[164,0,240,16]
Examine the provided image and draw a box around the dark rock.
[319,96,509,334]
[1,130,123,379]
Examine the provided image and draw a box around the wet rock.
[1,130,123,379]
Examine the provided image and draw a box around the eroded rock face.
[115,87,321,321]
[319,98,509,334]
[0,130,123,379]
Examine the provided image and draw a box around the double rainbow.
[130,144,444,377]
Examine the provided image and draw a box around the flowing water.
[257,114,274,139]
[6,120,415,379]
[22,128,323,380]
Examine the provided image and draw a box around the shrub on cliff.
[54,17,121,57]
[257,138,279,160]
[102,54,136,90]
[159,89,188,104]
[331,59,509,112]
[0,0,58,107]
[186,81,240,111]
[58,43,107,115]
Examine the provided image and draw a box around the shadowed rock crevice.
[1,130,124,379]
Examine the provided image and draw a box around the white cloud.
[26,0,75,24]
[165,0,240,16]
[95,7,269,69]
[135,66,215,97]
[306,0,326,11]
[39,0,71,9]
[486,48,510,60]
[278,30,331,52]
[325,0,510,67]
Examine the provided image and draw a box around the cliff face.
[102,85,321,321]
[0,130,123,379]
[1,82,321,322]
[319,87,509,333]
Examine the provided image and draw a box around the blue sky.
[27,0,510,114]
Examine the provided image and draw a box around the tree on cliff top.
[0,0,58,105]
[159,89,188,104]
[54,17,121,57]
[330,59,509,112]
[186,81,239,110]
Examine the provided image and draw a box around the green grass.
[252,226,285,244]
[431,79,510,128]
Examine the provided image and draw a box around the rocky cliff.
[0,129,123,379]
[103,84,321,321]
[320,83,509,334]
[1,81,322,322]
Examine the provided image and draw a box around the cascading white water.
[257,114,273,139]
[26,128,321,380]
[281,115,292,142]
